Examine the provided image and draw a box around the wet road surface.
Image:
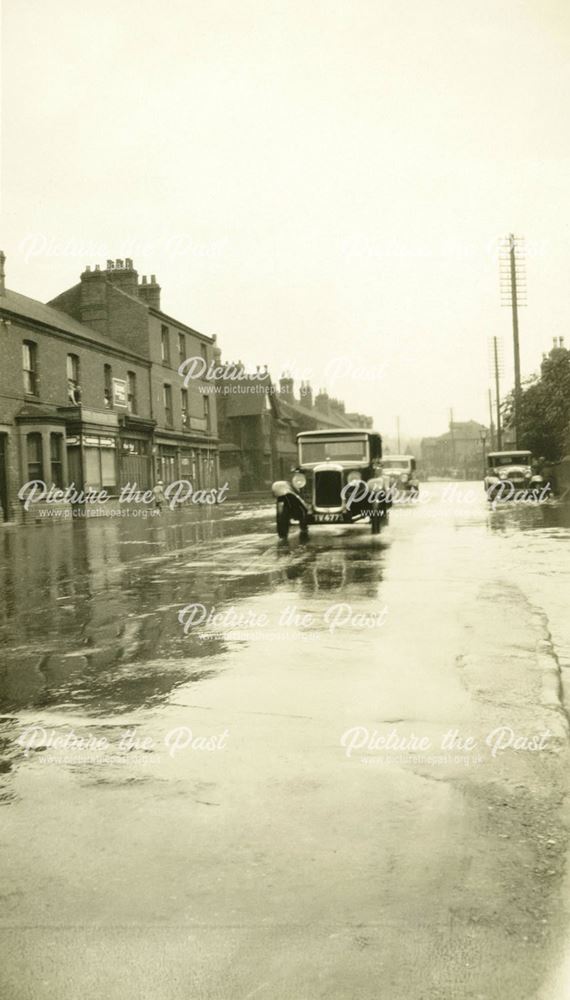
[0,483,569,1000]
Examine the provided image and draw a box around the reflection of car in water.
[382,454,419,497]
[282,542,385,597]
[271,429,391,539]
[484,450,547,501]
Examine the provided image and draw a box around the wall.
[0,321,150,417]
[148,313,217,438]
[544,457,570,496]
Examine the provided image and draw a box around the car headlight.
[400,473,409,483]
[347,470,361,483]
[292,472,306,490]
[499,472,508,480]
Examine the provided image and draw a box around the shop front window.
[84,436,117,491]
[159,447,177,484]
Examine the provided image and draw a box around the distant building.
[421,420,488,478]
[215,365,375,492]
[214,355,297,492]
[277,376,373,432]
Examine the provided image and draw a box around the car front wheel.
[276,502,290,539]
[370,502,385,534]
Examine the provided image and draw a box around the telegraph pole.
[499,234,526,448]
[488,335,503,452]
[488,389,495,451]
[509,236,522,448]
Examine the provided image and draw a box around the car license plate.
[314,513,343,523]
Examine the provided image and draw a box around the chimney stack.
[315,390,330,413]
[137,274,161,310]
[299,381,313,408]
[103,257,139,296]
[279,372,294,398]
[0,251,5,295]
[79,265,108,331]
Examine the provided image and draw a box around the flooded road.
[1,483,569,1000]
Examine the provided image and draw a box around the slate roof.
[220,374,283,419]
[278,394,357,430]
[0,288,148,360]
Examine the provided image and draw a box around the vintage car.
[484,450,546,500]
[271,429,391,538]
[382,454,419,496]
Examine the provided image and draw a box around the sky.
[2,0,570,438]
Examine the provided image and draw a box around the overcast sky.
[2,0,570,437]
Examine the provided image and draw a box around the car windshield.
[488,454,531,467]
[384,460,410,470]
[299,439,368,463]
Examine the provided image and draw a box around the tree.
[502,346,570,462]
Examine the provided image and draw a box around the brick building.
[49,258,219,490]
[214,356,297,492]
[215,363,375,492]
[0,255,219,521]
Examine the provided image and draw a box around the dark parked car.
[484,450,547,501]
[271,429,391,538]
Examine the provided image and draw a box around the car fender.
[271,481,308,520]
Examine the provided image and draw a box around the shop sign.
[112,378,127,407]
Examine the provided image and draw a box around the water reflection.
[486,496,570,535]
[0,508,386,722]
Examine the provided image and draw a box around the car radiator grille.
[314,470,343,507]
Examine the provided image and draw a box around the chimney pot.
[106,260,114,270]
[95,264,100,271]
[125,258,133,269]
[85,265,91,272]
[151,274,156,284]
[142,275,147,284]
[116,258,124,269]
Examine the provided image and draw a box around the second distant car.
[382,454,420,497]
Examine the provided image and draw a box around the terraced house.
[0,255,219,521]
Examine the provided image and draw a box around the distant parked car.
[382,455,420,497]
[271,429,391,538]
[484,450,548,501]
